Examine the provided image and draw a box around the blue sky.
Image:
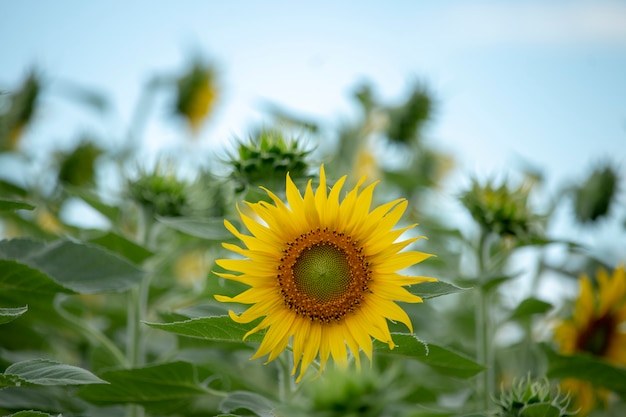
[2,1,625,180]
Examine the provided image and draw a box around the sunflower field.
[1,55,625,417]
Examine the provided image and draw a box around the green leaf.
[0,238,144,293]
[156,216,235,241]
[144,316,264,343]
[4,359,107,386]
[88,231,153,264]
[544,345,626,396]
[6,411,59,417]
[374,334,484,378]
[520,403,561,417]
[0,179,28,197]
[510,298,552,321]
[408,280,468,299]
[0,305,28,324]
[219,391,276,417]
[0,260,71,296]
[0,198,34,212]
[0,373,24,389]
[79,361,207,404]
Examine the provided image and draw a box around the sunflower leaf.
[0,198,35,212]
[219,391,276,417]
[78,361,207,405]
[4,359,107,386]
[375,334,484,378]
[509,297,552,321]
[408,280,468,299]
[0,305,28,324]
[156,216,236,241]
[543,344,626,397]
[144,316,265,343]
[87,231,153,265]
[0,238,144,294]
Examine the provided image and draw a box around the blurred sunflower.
[173,60,218,134]
[215,165,435,381]
[554,265,626,414]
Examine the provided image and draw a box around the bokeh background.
[2,0,626,298]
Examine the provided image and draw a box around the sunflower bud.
[57,140,102,187]
[228,129,310,193]
[127,166,190,218]
[173,59,218,134]
[460,178,539,241]
[0,71,42,151]
[573,164,619,224]
[495,375,575,417]
[385,83,433,146]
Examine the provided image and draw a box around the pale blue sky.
[2,1,625,180]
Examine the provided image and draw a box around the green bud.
[385,83,433,146]
[573,164,619,223]
[495,375,576,417]
[127,165,190,218]
[228,129,310,193]
[460,178,540,241]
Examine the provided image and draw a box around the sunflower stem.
[126,208,152,417]
[277,350,296,403]
[476,230,493,413]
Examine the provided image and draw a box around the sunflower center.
[277,228,371,324]
[293,243,352,303]
[578,314,616,356]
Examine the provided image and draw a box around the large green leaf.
[78,361,208,405]
[156,216,235,241]
[144,316,264,343]
[374,334,484,378]
[544,346,626,397]
[408,280,468,299]
[0,238,144,293]
[87,231,153,265]
[219,391,275,417]
[0,305,28,324]
[4,359,107,386]
[0,260,71,296]
[0,198,34,212]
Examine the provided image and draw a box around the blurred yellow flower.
[36,208,64,235]
[554,265,626,414]
[174,250,210,289]
[174,60,218,134]
[215,165,435,381]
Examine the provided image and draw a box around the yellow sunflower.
[554,265,626,414]
[215,165,435,381]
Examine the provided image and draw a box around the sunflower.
[554,265,626,414]
[215,165,435,381]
